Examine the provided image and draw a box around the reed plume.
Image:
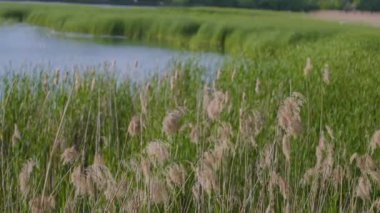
[149,177,169,204]
[162,110,182,136]
[356,176,371,200]
[70,166,94,197]
[166,163,186,188]
[12,124,21,147]
[128,115,144,137]
[29,195,55,213]
[146,141,169,165]
[255,78,260,94]
[19,159,36,199]
[370,130,380,154]
[322,64,330,84]
[303,57,312,77]
[206,90,227,120]
[61,146,78,165]
[277,92,305,137]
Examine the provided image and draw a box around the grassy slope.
[1,2,380,212]
[0,2,378,54]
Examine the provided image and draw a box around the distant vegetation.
[11,0,380,11]
[1,2,379,57]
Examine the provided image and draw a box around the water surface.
[0,24,223,81]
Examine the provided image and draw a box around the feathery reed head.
[370,130,380,154]
[149,177,169,204]
[356,176,371,200]
[206,90,227,120]
[19,159,36,199]
[29,195,55,213]
[323,64,330,84]
[61,146,78,165]
[277,92,305,137]
[304,57,312,77]
[12,124,21,147]
[162,110,182,136]
[128,115,144,137]
[166,163,186,188]
[70,166,94,197]
[146,141,169,165]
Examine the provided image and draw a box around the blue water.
[0,24,223,81]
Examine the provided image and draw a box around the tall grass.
[0,53,379,211]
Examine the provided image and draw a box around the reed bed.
[0,55,379,212]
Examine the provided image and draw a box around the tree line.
[24,0,380,11]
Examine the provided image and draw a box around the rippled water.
[0,24,224,81]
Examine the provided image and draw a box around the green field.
[1,2,380,212]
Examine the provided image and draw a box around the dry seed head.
[370,130,380,154]
[61,146,78,165]
[146,141,169,165]
[42,73,49,91]
[212,141,231,168]
[217,122,232,143]
[354,154,377,175]
[121,191,144,213]
[162,110,182,136]
[128,115,143,137]
[140,157,151,183]
[63,71,69,82]
[90,78,96,91]
[322,144,334,178]
[368,170,380,186]
[370,198,380,211]
[322,64,330,85]
[149,177,169,204]
[189,124,200,144]
[255,78,260,94]
[316,134,326,167]
[277,92,305,137]
[282,134,291,163]
[303,57,312,77]
[195,166,218,195]
[277,175,289,200]
[325,125,335,140]
[104,179,129,201]
[12,124,21,147]
[258,144,273,170]
[29,195,55,213]
[216,68,222,80]
[139,91,148,115]
[19,159,36,199]
[192,182,202,201]
[200,151,218,171]
[231,68,237,81]
[206,91,227,120]
[87,154,115,192]
[302,168,317,185]
[74,71,80,91]
[70,166,94,197]
[240,110,265,144]
[166,163,186,188]
[63,199,75,213]
[356,176,371,200]
[53,69,60,86]
[203,84,210,112]
[350,153,358,165]
[332,166,345,185]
